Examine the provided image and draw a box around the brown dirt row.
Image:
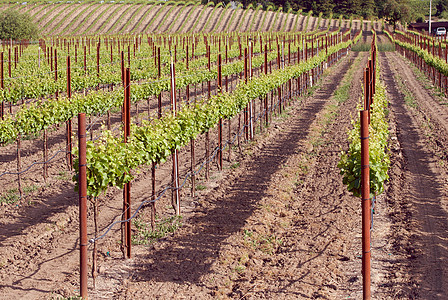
[193,7,214,33]
[50,3,93,36]
[35,4,70,30]
[99,4,132,35]
[379,51,448,299]
[49,4,97,34]
[227,9,244,32]
[203,7,223,32]
[114,5,142,33]
[215,8,234,33]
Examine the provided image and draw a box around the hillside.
[0,1,381,36]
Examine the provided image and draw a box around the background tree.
[436,0,448,18]
[0,9,38,40]
[381,0,411,29]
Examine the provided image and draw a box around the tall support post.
[84,45,87,75]
[360,110,371,300]
[66,56,73,170]
[158,47,162,117]
[217,54,223,170]
[123,68,131,259]
[248,38,254,140]
[1,52,3,120]
[121,51,125,87]
[206,45,210,180]
[97,43,100,79]
[55,49,58,99]
[170,55,180,216]
[186,45,196,197]
[264,44,268,126]
[244,48,249,140]
[78,113,88,300]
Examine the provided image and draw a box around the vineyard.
[1,3,448,300]
[0,0,383,36]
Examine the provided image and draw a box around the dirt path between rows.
[379,51,448,299]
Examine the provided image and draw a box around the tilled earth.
[2,39,448,300]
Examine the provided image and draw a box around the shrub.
[0,9,38,40]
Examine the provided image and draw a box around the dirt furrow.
[380,51,448,298]
[392,52,448,138]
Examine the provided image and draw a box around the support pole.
[78,113,88,300]
[66,56,73,170]
[170,54,180,216]
[1,52,3,120]
[360,110,371,300]
[123,68,131,259]
[218,54,223,170]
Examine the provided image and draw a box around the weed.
[333,54,362,103]
[50,294,82,300]
[132,215,182,245]
[0,188,19,204]
[351,43,371,52]
[23,185,38,194]
[234,265,246,273]
[377,43,395,52]
[56,170,70,181]
[195,184,206,191]
[230,161,240,169]
[0,184,38,204]
[394,73,417,108]
[243,229,253,239]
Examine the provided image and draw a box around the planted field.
[1,5,448,300]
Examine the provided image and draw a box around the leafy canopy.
[0,9,38,40]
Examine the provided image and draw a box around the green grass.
[378,43,395,52]
[0,184,39,204]
[395,72,417,108]
[195,184,206,191]
[0,188,20,204]
[351,42,371,52]
[230,162,240,169]
[132,215,182,245]
[333,54,362,103]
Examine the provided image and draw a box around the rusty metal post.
[78,113,88,299]
[170,55,180,216]
[123,68,131,259]
[360,110,371,300]
[84,45,87,75]
[97,43,100,78]
[121,51,125,87]
[218,54,223,170]
[67,56,73,170]
[158,47,162,118]
[1,52,3,120]
[248,39,254,140]
[151,47,158,222]
[55,49,58,99]
[206,46,210,180]
[264,45,268,126]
